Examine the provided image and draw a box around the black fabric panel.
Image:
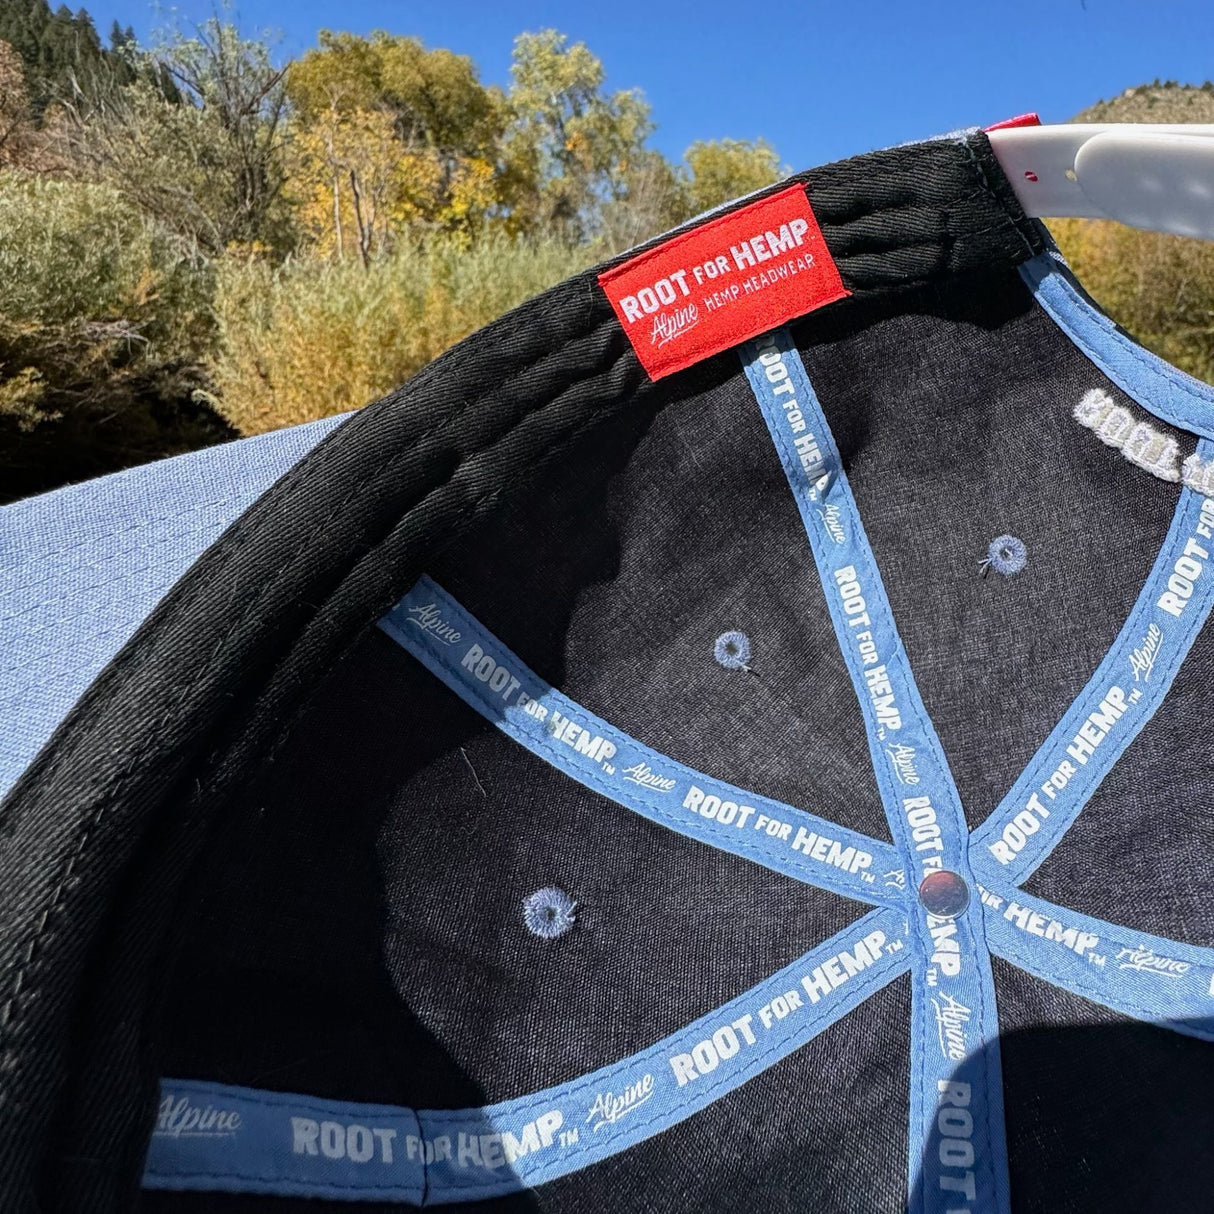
[992,957,1214,1213]
[0,292,651,1213]
[791,265,1193,840]
[427,359,889,846]
[30,359,672,1214]
[148,628,866,1107]
[1024,618,1214,945]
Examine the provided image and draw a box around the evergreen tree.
[0,0,122,115]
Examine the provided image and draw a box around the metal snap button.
[918,870,970,917]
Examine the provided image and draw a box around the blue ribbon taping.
[144,909,909,1204]
[1021,252,1214,442]
[979,882,1214,1041]
[740,328,1010,1214]
[969,462,1214,886]
[144,1083,426,1204]
[380,578,905,909]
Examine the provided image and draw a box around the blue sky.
[91,0,1214,170]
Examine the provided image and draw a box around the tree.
[0,172,227,502]
[0,40,37,166]
[290,31,503,157]
[0,0,115,115]
[597,137,786,253]
[158,19,291,247]
[286,31,505,255]
[59,19,293,256]
[291,102,404,264]
[598,148,685,252]
[683,138,782,217]
[105,18,137,88]
[502,29,653,243]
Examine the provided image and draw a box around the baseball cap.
[2,127,1212,1214]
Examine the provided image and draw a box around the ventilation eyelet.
[522,887,577,939]
[981,535,1027,578]
[713,630,752,670]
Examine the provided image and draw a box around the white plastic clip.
[988,123,1214,240]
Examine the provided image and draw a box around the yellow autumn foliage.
[210,234,593,435]
[1046,217,1214,387]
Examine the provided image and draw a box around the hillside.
[1072,80,1214,123]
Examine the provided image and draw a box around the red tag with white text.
[598,185,848,380]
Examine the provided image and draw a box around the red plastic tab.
[598,185,848,380]
[985,112,1041,131]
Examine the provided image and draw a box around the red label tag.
[598,185,849,380]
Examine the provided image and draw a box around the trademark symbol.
[926,967,938,987]
[559,1129,580,1148]
[1088,953,1106,967]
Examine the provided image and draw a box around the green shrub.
[210,234,593,434]
[0,169,215,348]
[0,170,231,501]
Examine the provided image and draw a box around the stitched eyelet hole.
[983,534,1027,577]
[714,630,751,670]
[523,887,576,939]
